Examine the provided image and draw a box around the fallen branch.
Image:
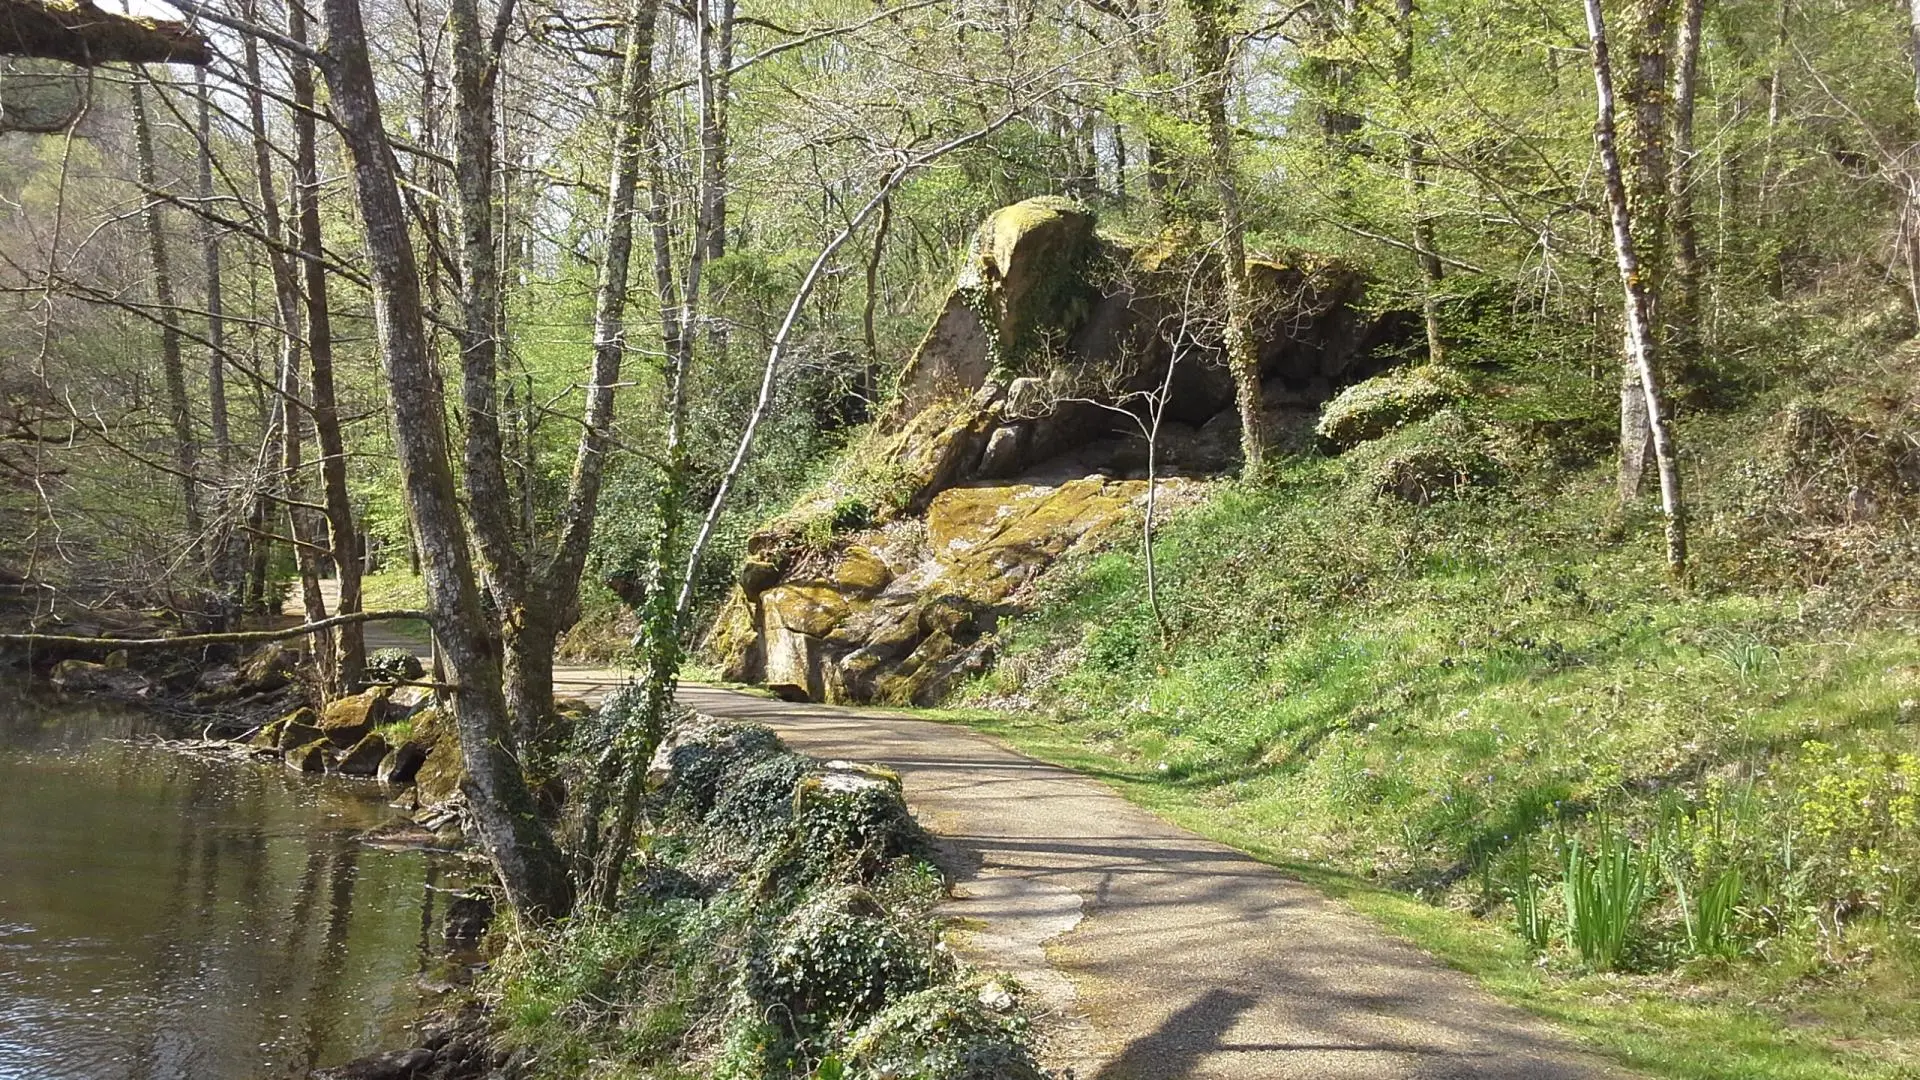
[0,608,429,651]
[0,0,212,65]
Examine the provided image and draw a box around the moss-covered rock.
[896,197,1096,413]
[237,642,298,693]
[319,687,390,748]
[378,740,429,785]
[647,718,783,816]
[1316,365,1468,449]
[284,739,332,773]
[411,707,465,804]
[336,732,390,777]
[272,707,322,749]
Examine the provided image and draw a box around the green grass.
[359,569,431,644]
[912,401,1920,1079]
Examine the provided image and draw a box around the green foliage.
[492,720,1036,1080]
[1560,827,1652,972]
[742,886,944,1027]
[843,985,1044,1080]
[364,647,423,683]
[1340,407,1509,506]
[1315,365,1467,448]
[958,314,1920,1074]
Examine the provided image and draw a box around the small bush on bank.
[489,716,1040,1080]
[365,647,424,682]
[1316,365,1468,448]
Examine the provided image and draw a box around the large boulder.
[377,740,430,785]
[711,200,1409,707]
[284,740,332,773]
[49,658,148,696]
[336,733,390,777]
[410,708,465,804]
[896,197,1096,415]
[719,475,1181,705]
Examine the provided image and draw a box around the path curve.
[542,668,1623,1080]
[318,602,1622,1079]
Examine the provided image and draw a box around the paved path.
[331,601,1622,1078]
[557,670,1621,1080]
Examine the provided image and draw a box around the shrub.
[1316,365,1468,448]
[706,751,817,843]
[365,646,424,682]
[794,766,922,870]
[742,886,944,1028]
[843,984,1045,1080]
[1343,408,1507,505]
[660,720,785,817]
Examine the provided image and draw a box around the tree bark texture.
[1613,0,1672,503]
[1667,0,1704,380]
[291,0,365,690]
[1183,0,1264,478]
[131,82,205,547]
[1586,0,1688,577]
[314,0,571,919]
[1395,0,1445,365]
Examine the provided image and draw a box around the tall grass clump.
[1560,826,1653,971]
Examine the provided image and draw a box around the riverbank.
[0,682,479,1080]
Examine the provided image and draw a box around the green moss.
[1316,365,1469,448]
[489,719,1034,1080]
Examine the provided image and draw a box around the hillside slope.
[951,314,1920,1078]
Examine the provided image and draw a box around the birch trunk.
[1613,0,1672,503]
[1586,0,1688,578]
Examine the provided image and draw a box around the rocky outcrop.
[709,198,1404,704]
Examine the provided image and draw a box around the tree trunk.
[577,0,669,905]
[1183,0,1263,478]
[1667,0,1704,382]
[240,22,290,620]
[1586,0,1687,578]
[291,1,364,690]
[448,0,538,739]
[1613,0,1672,503]
[195,67,244,620]
[1395,0,1444,364]
[314,0,572,920]
[131,83,205,551]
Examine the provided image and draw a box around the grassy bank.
[943,344,1920,1078]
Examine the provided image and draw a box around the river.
[0,684,472,1080]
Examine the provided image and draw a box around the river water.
[0,685,471,1080]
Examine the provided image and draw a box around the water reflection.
[0,685,470,1080]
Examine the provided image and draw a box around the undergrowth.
[486,713,1041,1080]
